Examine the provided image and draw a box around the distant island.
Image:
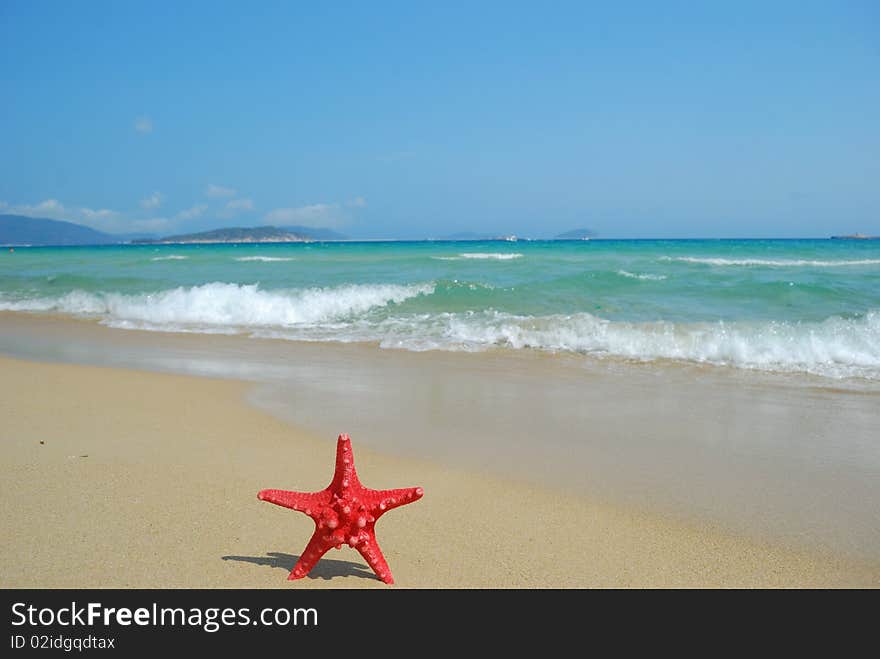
[274,225,347,241]
[0,214,347,246]
[554,228,596,240]
[133,225,341,244]
[830,233,879,240]
[134,224,349,244]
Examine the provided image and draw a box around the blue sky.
[1,1,878,238]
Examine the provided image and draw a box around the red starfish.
[257,433,423,584]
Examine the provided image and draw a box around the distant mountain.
[279,225,348,241]
[554,228,597,240]
[136,224,349,244]
[0,215,348,246]
[0,214,119,246]
[134,226,313,244]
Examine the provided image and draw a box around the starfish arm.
[289,530,334,580]
[257,489,326,515]
[329,433,361,491]
[356,532,395,584]
[368,486,424,518]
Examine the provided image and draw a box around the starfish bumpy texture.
[258,433,423,584]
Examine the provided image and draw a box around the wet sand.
[3,311,880,564]
[1,347,878,587]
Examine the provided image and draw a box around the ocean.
[3,238,880,560]
[2,238,879,381]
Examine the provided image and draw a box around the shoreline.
[3,311,880,563]
[0,350,878,587]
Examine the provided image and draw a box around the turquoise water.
[2,239,879,379]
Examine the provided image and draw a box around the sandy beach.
[1,348,878,588]
[3,0,880,598]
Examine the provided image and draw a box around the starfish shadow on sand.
[221,552,379,581]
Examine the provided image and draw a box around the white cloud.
[4,192,365,237]
[140,191,164,210]
[134,116,153,134]
[79,208,120,223]
[9,199,90,222]
[205,184,236,198]
[6,199,77,221]
[264,197,367,227]
[131,217,173,233]
[4,198,123,233]
[215,197,255,219]
[175,204,208,221]
[19,199,66,218]
[264,200,363,228]
[226,198,254,211]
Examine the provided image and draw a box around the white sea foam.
[4,284,879,379]
[0,282,434,328]
[0,290,109,314]
[432,253,523,261]
[436,310,880,379]
[151,255,188,261]
[662,256,880,267]
[234,256,295,262]
[258,309,880,380]
[617,270,667,281]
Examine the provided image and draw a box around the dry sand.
[1,355,877,588]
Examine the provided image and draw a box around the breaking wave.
[3,282,879,379]
[233,256,295,262]
[0,282,434,328]
[433,253,523,261]
[259,310,880,380]
[663,256,880,267]
[617,270,667,281]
